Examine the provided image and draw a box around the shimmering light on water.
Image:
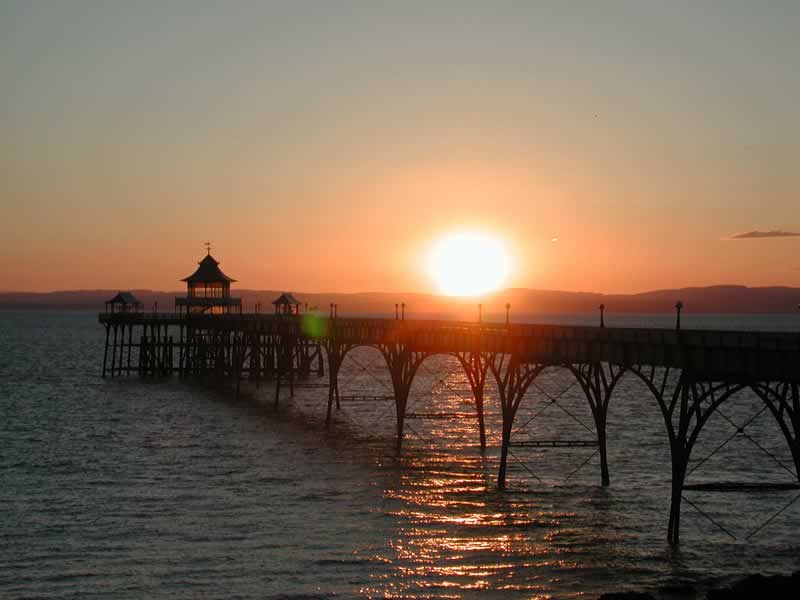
[2,311,800,598]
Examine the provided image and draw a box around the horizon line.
[2,283,800,297]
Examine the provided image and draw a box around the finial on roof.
[204,241,212,255]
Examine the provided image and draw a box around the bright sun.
[427,231,512,296]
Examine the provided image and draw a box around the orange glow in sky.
[1,3,799,294]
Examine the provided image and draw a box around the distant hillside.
[2,285,799,318]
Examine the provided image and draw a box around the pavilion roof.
[272,292,301,305]
[181,253,236,283]
[107,291,142,305]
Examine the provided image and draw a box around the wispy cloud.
[727,230,800,240]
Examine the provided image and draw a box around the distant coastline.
[2,285,799,317]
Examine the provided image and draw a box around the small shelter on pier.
[273,292,302,315]
[105,291,143,314]
[175,249,242,314]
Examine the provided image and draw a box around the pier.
[99,310,800,544]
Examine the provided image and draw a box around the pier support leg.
[475,388,487,450]
[326,380,337,424]
[102,325,110,377]
[598,427,609,487]
[111,325,119,377]
[571,362,625,486]
[660,373,693,546]
[753,381,800,482]
[455,352,490,450]
[498,421,512,489]
[395,387,410,451]
[274,336,296,410]
[127,325,133,375]
[119,325,125,376]
[234,333,243,401]
[666,378,693,545]
[317,344,325,377]
[178,325,184,377]
[488,354,544,489]
[668,448,689,545]
[325,351,340,424]
[323,342,353,426]
[628,370,743,545]
[250,334,260,389]
[382,344,428,451]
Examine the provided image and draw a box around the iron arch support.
[627,366,749,544]
[273,333,299,409]
[321,340,356,425]
[568,362,626,486]
[488,353,546,489]
[453,351,491,450]
[752,381,800,481]
[378,343,430,450]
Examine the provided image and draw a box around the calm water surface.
[2,311,799,598]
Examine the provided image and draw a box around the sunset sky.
[2,1,798,294]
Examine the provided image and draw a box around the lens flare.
[427,231,512,296]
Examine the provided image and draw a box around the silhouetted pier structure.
[97,245,800,543]
[99,310,800,544]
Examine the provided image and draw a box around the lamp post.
[330,303,334,318]
[675,300,683,331]
[505,303,511,326]
[401,303,405,320]
[395,303,399,320]
[334,303,338,318]
[599,304,605,328]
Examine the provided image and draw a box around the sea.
[1,310,799,599]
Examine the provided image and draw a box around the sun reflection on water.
[326,351,681,598]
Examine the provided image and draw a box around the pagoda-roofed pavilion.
[273,292,302,315]
[175,248,242,315]
[105,291,143,314]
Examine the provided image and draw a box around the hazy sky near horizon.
[2,1,799,294]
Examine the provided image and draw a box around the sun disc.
[427,232,512,296]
